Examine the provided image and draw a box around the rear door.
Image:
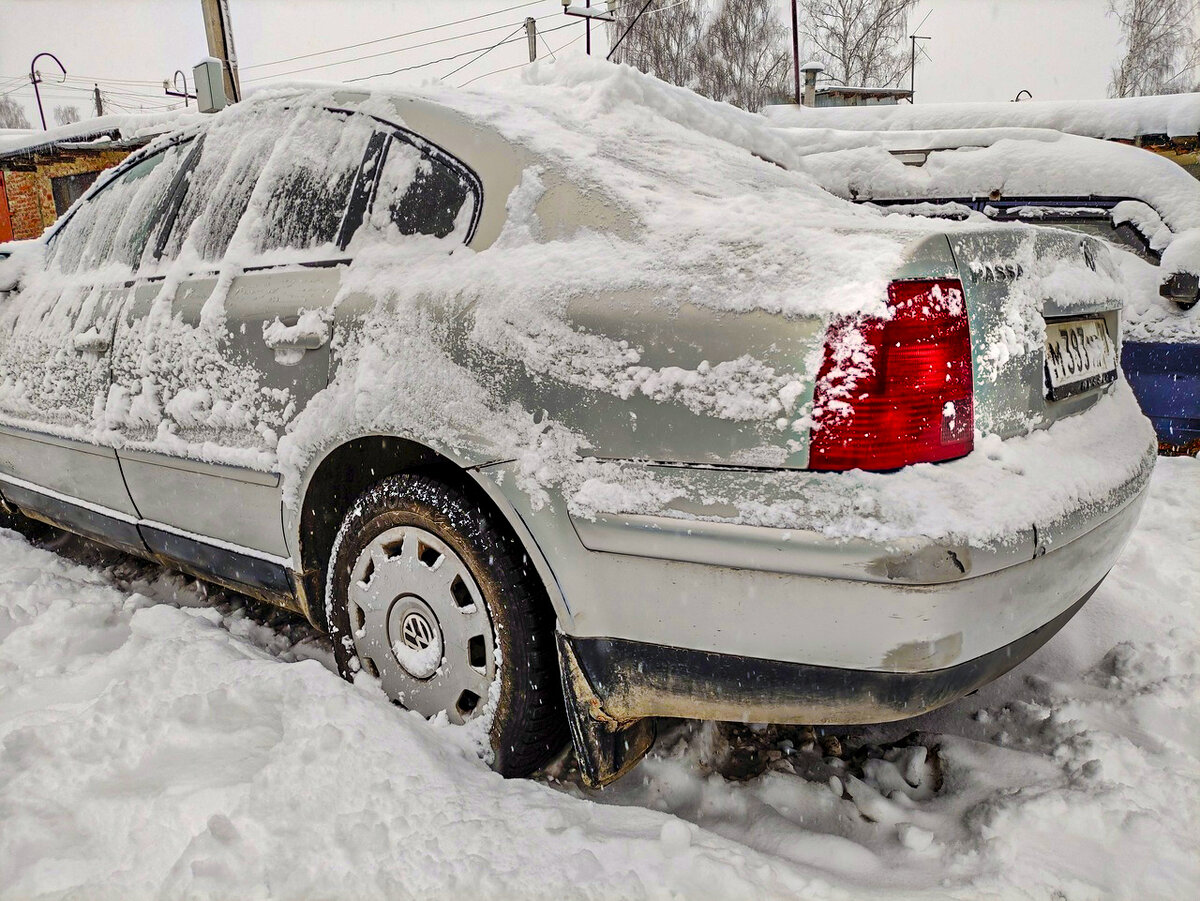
[110,105,380,582]
[0,141,190,552]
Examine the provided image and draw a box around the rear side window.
[1027,216,1159,264]
[47,141,190,274]
[362,135,478,243]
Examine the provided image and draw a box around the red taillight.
[809,279,974,472]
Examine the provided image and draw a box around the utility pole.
[564,1,615,56]
[791,1,801,105]
[93,84,103,117]
[200,0,240,103]
[525,17,538,63]
[909,34,930,101]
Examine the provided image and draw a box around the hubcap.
[347,525,496,724]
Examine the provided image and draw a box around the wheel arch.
[290,433,567,634]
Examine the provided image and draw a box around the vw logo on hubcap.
[402,611,435,651]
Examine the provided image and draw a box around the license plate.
[1044,317,1117,400]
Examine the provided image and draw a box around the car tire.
[326,472,567,777]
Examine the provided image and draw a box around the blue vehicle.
[1122,341,1200,454]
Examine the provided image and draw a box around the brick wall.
[0,148,134,240]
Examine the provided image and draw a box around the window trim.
[358,112,484,246]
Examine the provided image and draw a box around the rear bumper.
[558,475,1146,724]
[565,583,1098,725]
[481,397,1154,724]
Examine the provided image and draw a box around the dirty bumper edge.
[567,582,1099,726]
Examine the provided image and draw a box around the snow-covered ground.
[0,457,1196,900]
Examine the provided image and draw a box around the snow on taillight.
[809,279,973,472]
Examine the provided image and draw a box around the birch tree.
[608,0,790,111]
[702,0,792,111]
[0,96,31,130]
[1109,0,1200,97]
[796,0,918,88]
[53,105,81,126]
[608,0,709,91]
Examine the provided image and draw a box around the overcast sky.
[0,0,1126,129]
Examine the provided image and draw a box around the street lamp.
[29,51,67,131]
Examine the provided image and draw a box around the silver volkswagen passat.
[0,85,1154,785]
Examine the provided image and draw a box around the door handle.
[73,328,111,354]
[262,314,329,365]
[263,333,326,351]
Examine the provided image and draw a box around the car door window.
[157,107,376,263]
[362,133,479,243]
[46,141,190,274]
[250,108,375,254]
[157,107,293,263]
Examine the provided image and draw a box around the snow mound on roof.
[794,130,1200,234]
[763,92,1200,140]
[789,126,1200,341]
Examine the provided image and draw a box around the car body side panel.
[0,279,139,520]
[0,425,139,519]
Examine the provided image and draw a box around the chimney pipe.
[799,61,824,107]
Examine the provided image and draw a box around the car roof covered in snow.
[185,66,995,322]
[782,126,1200,234]
[762,92,1200,141]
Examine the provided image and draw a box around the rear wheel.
[326,472,567,776]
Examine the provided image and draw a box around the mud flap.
[557,631,656,788]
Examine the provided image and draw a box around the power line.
[343,19,579,84]
[244,18,532,82]
[242,0,547,71]
[459,25,586,88]
[58,73,163,87]
[458,60,529,89]
[441,23,527,81]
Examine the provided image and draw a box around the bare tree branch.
[609,0,790,111]
[0,96,31,130]
[53,105,81,126]
[796,0,918,88]
[1109,0,1200,96]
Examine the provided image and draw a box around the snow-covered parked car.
[0,67,1156,786]
[784,125,1200,454]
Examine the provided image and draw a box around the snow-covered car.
[763,91,1200,179]
[0,68,1156,786]
[784,125,1200,453]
